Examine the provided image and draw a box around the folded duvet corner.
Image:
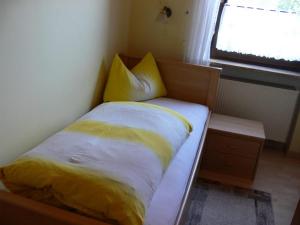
[1,157,145,225]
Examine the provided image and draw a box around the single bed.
[0,55,221,225]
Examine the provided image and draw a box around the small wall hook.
[162,6,172,18]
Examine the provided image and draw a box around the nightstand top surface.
[209,113,265,139]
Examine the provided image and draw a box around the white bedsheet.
[144,98,209,225]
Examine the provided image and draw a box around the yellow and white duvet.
[0,102,192,225]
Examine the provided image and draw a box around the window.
[211,0,300,72]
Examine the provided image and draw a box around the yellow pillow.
[103,52,167,102]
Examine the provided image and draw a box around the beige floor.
[252,149,300,225]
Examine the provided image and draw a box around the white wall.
[0,0,131,164]
[216,79,299,142]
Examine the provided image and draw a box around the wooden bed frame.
[0,55,221,225]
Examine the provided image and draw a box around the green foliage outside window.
[278,0,300,12]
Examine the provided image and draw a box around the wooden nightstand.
[199,113,265,187]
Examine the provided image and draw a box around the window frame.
[210,0,300,72]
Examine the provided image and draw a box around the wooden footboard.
[0,191,109,225]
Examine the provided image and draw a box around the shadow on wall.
[90,60,109,109]
[104,0,130,64]
[89,0,131,109]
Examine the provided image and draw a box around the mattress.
[144,98,209,225]
[0,97,209,225]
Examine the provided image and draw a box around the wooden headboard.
[120,55,221,110]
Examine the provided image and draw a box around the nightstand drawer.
[199,113,265,184]
[205,131,261,158]
[201,150,256,179]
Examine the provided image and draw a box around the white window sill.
[210,59,300,79]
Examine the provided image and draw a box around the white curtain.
[185,0,221,65]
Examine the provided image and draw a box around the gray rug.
[184,180,275,225]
